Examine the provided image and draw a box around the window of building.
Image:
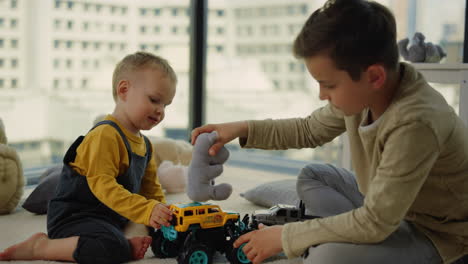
[54,19,60,30]
[0,79,4,88]
[11,0,18,9]
[110,6,117,14]
[11,58,18,68]
[83,3,90,12]
[53,79,59,89]
[83,22,89,31]
[154,8,161,16]
[0,59,4,68]
[0,39,4,48]
[10,19,17,29]
[11,39,18,49]
[11,79,17,88]
[154,26,160,33]
[81,79,88,89]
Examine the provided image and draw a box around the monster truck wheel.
[226,243,251,264]
[180,242,213,264]
[151,229,179,258]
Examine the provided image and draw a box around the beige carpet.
[0,165,302,264]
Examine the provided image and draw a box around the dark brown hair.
[293,0,399,80]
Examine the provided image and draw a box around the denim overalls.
[47,120,152,264]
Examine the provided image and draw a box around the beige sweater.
[241,63,468,263]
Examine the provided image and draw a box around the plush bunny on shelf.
[398,32,447,63]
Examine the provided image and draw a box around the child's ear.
[366,64,386,90]
[116,80,130,101]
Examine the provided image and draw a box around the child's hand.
[191,121,248,156]
[233,224,283,264]
[149,203,173,229]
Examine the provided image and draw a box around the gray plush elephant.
[187,131,232,202]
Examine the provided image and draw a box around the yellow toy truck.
[150,202,251,264]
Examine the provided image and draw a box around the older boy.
[192,1,468,264]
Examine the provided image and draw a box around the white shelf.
[411,62,467,126]
[413,63,468,84]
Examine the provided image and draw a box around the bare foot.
[128,236,152,260]
[0,232,48,260]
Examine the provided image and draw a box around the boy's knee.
[297,163,329,193]
[75,234,132,264]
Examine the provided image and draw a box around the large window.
[1,0,466,182]
[0,0,190,175]
[205,0,343,170]
[205,0,466,171]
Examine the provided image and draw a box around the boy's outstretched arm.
[191,121,248,156]
[233,224,283,264]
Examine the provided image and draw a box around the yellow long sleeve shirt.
[241,63,468,263]
[70,115,166,226]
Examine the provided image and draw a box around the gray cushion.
[22,165,62,214]
[240,179,298,208]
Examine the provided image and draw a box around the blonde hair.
[112,51,177,101]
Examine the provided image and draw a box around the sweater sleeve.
[72,127,158,226]
[139,144,166,204]
[281,122,440,258]
[240,103,346,150]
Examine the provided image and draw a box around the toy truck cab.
[170,202,239,232]
[251,201,319,228]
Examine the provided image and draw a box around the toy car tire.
[178,241,214,264]
[226,243,251,264]
[151,229,179,258]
